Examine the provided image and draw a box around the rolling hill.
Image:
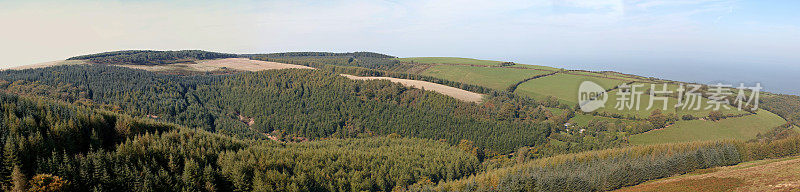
[400,56,789,145]
[616,155,800,192]
[1,50,799,191]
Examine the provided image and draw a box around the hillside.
[393,56,789,145]
[115,58,313,72]
[616,156,800,191]
[0,91,479,191]
[68,50,238,65]
[629,110,787,145]
[0,63,558,154]
[0,50,798,191]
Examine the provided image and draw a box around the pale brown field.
[3,60,88,70]
[616,156,800,192]
[341,74,484,103]
[117,58,312,72]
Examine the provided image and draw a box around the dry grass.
[3,60,88,70]
[341,74,484,103]
[117,58,312,72]
[4,58,311,73]
[616,156,800,192]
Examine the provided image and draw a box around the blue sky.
[1,0,798,93]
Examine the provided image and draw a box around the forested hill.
[247,51,396,58]
[0,64,564,154]
[0,91,480,191]
[67,50,239,65]
[66,50,398,66]
[4,50,800,191]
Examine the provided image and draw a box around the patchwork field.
[396,57,504,66]
[599,89,749,118]
[341,74,485,103]
[420,65,552,90]
[629,110,787,145]
[616,155,800,192]
[117,58,312,72]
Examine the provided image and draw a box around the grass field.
[598,89,749,118]
[396,57,504,66]
[420,65,552,90]
[565,70,642,82]
[599,71,651,81]
[514,73,627,106]
[616,155,800,192]
[514,63,561,71]
[628,110,787,145]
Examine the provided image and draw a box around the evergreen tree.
[11,165,26,192]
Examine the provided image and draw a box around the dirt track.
[341,74,484,103]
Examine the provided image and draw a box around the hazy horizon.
[2,0,798,94]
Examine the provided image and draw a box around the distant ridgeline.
[67,50,239,65]
[67,50,501,94]
[248,51,395,58]
[247,51,414,71]
[67,50,400,67]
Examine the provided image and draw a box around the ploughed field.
[341,74,485,103]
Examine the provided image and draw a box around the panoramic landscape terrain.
[0,50,798,191]
[2,0,798,191]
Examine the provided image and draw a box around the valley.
[0,50,798,191]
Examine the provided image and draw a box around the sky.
[1,0,798,94]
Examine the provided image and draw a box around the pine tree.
[203,165,216,192]
[181,159,201,192]
[1,137,16,190]
[11,165,26,192]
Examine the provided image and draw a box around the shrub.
[28,174,69,192]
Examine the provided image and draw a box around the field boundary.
[435,63,556,72]
[506,71,559,93]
